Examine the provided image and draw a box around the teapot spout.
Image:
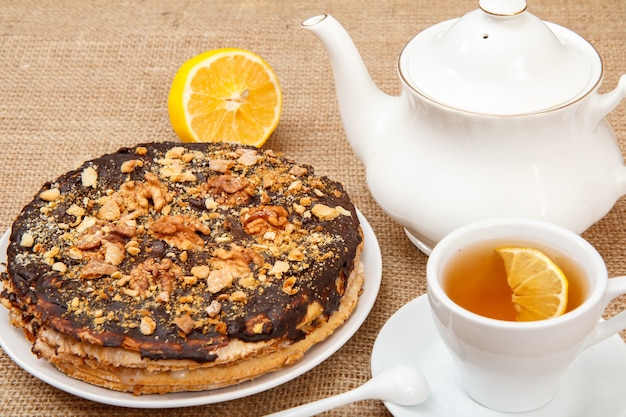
[302,15,396,163]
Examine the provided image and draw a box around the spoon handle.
[264,383,372,417]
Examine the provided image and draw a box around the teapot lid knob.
[479,0,527,16]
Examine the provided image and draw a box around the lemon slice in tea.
[496,246,569,321]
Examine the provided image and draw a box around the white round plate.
[0,209,382,408]
[371,295,626,417]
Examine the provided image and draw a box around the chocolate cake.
[0,142,364,394]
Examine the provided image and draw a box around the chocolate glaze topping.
[2,142,361,363]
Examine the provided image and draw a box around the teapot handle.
[585,74,626,128]
[585,275,626,348]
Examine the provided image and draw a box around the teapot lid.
[399,0,602,115]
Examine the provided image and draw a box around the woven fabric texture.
[1,1,626,415]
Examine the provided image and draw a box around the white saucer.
[0,210,382,408]
[371,295,626,417]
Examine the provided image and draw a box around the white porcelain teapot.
[302,0,626,254]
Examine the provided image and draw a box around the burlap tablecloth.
[1,1,626,415]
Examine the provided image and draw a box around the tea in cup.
[427,218,626,412]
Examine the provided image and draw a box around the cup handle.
[585,276,626,347]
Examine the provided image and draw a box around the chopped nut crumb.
[206,300,221,318]
[20,233,34,248]
[230,290,247,302]
[311,204,348,221]
[207,269,234,293]
[174,314,195,334]
[121,159,143,174]
[52,262,67,274]
[39,188,60,202]
[288,248,304,261]
[269,260,290,277]
[209,159,233,173]
[66,204,86,218]
[191,265,210,279]
[140,316,156,335]
[81,166,98,188]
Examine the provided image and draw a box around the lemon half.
[168,48,282,147]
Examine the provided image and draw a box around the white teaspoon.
[264,364,429,417]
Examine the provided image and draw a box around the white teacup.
[427,218,626,413]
